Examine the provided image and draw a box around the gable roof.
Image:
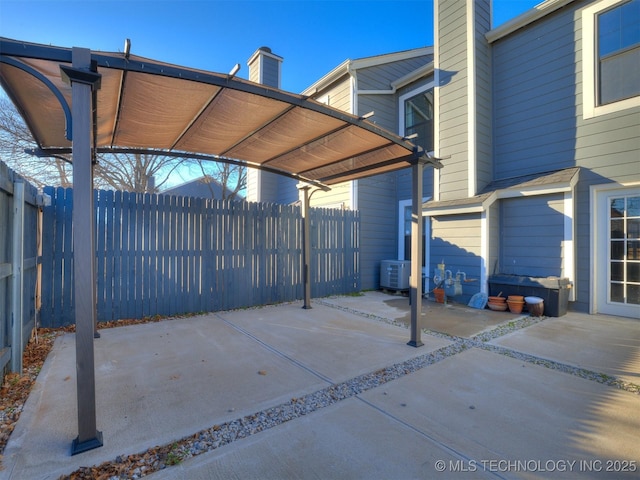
[301,47,433,96]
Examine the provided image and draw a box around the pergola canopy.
[1,38,437,454]
[0,37,441,189]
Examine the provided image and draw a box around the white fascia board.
[356,63,435,96]
[391,62,435,90]
[496,172,578,199]
[486,0,576,43]
[301,59,351,96]
[350,47,433,70]
[423,176,578,216]
[496,184,573,199]
[423,205,485,216]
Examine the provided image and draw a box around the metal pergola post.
[62,47,104,455]
[408,158,426,348]
[299,185,313,309]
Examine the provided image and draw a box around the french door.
[594,186,640,318]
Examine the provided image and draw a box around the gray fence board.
[40,188,360,327]
[1,162,39,374]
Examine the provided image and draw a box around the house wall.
[491,0,640,312]
[358,55,432,91]
[307,54,438,290]
[310,74,354,208]
[436,0,492,199]
[316,75,352,111]
[492,7,578,178]
[429,213,482,300]
[276,176,299,205]
[487,201,500,279]
[309,183,351,209]
[359,174,399,290]
[436,0,470,201]
[356,61,436,290]
[499,195,565,277]
[473,0,493,193]
[493,2,639,181]
[357,54,434,131]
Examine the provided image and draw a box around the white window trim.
[590,181,640,316]
[398,81,435,151]
[582,0,640,119]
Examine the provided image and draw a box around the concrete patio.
[2,291,638,479]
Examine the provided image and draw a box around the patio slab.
[216,300,451,383]
[150,398,487,480]
[151,344,640,480]
[320,290,525,338]
[490,311,640,386]
[2,296,638,480]
[358,348,639,468]
[1,301,450,480]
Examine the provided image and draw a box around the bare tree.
[0,94,243,195]
[194,160,246,200]
[0,96,73,188]
[94,151,182,193]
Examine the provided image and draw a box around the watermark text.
[434,459,637,474]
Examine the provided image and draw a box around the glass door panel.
[609,195,640,305]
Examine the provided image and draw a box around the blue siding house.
[247,0,640,319]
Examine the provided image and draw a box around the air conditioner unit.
[380,260,411,290]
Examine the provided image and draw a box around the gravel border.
[317,297,639,395]
[61,298,639,479]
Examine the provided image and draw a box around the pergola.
[0,37,442,454]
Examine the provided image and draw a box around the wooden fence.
[40,188,359,327]
[0,162,40,374]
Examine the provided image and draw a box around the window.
[598,0,640,104]
[583,0,640,118]
[400,85,434,152]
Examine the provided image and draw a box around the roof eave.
[486,0,576,43]
[301,59,351,96]
[301,47,434,96]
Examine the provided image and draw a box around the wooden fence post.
[10,181,24,373]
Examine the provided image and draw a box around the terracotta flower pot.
[487,302,508,311]
[506,299,525,314]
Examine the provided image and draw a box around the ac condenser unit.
[380,260,411,290]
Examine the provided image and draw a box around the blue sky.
[1,0,541,93]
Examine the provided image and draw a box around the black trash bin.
[488,274,572,317]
